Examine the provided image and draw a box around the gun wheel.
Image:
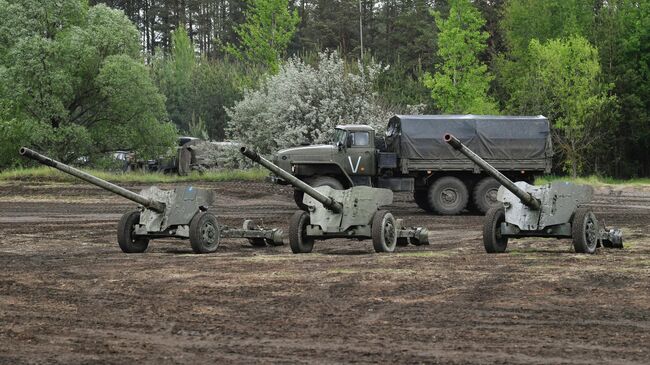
[189,211,220,254]
[572,208,599,254]
[117,210,149,253]
[372,210,397,253]
[289,211,314,254]
[483,207,508,253]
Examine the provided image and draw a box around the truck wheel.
[572,208,599,254]
[293,190,307,211]
[117,210,149,253]
[473,177,501,214]
[428,177,469,215]
[413,190,433,212]
[309,176,344,190]
[483,207,508,253]
[189,211,220,254]
[294,176,344,211]
[372,210,397,253]
[289,211,314,253]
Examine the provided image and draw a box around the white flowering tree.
[227,51,390,155]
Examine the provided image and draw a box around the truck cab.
[332,125,377,182]
[273,125,378,189]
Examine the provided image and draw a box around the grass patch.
[245,255,295,262]
[507,250,535,257]
[0,166,268,184]
[618,238,646,250]
[329,268,359,274]
[393,250,452,258]
[328,267,417,275]
[634,259,650,267]
[535,175,650,186]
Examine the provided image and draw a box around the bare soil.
[1,180,649,364]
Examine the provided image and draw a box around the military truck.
[270,115,553,215]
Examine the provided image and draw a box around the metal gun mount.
[240,147,429,253]
[443,134,623,254]
[20,147,283,254]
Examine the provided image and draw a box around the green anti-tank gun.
[240,146,429,253]
[443,134,623,254]
[20,147,283,254]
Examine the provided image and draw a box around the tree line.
[1,0,648,178]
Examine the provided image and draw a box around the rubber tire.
[189,211,220,254]
[289,211,314,254]
[473,177,501,214]
[117,210,149,253]
[413,190,433,212]
[428,176,469,215]
[309,176,344,190]
[572,207,599,254]
[372,210,397,253]
[293,176,344,211]
[483,207,508,253]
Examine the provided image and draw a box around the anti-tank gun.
[240,147,429,253]
[443,134,623,254]
[20,147,283,253]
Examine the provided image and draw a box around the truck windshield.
[333,129,347,145]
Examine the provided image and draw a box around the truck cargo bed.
[385,115,552,173]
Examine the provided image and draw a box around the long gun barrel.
[19,147,166,213]
[240,147,343,213]
[443,134,541,210]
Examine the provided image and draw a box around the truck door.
[344,131,376,177]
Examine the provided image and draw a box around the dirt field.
[1,180,649,364]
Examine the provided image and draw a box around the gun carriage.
[443,134,623,254]
[20,147,283,254]
[240,147,429,253]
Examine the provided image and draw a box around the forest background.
[0,0,648,178]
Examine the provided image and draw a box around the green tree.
[496,0,595,111]
[155,27,196,132]
[516,36,614,177]
[422,0,498,114]
[501,0,593,55]
[225,0,300,72]
[0,0,176,166]
[153,27,258,140]
[592,0,650,177]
